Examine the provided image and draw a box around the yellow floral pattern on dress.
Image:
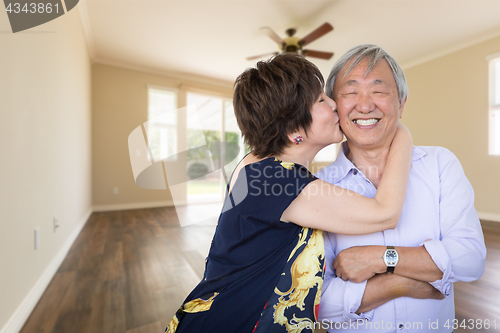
[184,292,218,313]
[272,228,325,332]
[165,292,218,333]
[274,158,295,170]
[165,315,179,333]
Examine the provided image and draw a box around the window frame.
[146,85,179,162]
[487,53,500,156]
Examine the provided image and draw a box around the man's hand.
[334,244,443,283]
[334,246,387,283]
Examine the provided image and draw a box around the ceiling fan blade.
[260,27,284,45]
[246,52,279,61]
[302,50,334,60]
[299,23,333,47]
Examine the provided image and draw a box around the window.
[147,87,177,161]
[186,92,244,204]
[489,55,500,155]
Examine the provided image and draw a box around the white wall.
[403,35,500,219]
[0,6,92,332]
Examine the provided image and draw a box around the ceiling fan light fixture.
[249,23,334,61]
[283,36,300,49]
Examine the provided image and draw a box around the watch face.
[385,250,398,266]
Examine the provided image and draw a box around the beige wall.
[0,7,92,332]
[403,35,500,215]
[92,63,233,209]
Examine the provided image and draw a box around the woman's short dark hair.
[233,53,324,158]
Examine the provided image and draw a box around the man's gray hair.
[325,44,408,105]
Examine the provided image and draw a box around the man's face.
[333,58,405,150]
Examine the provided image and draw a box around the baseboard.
[478,211,500,223]
[0,208,93,333]
[92,200,176,212]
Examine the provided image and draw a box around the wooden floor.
[454,220,500,333]
[20,207,216,333]
[20,207,500,333]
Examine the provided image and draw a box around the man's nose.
[356,92,375,113]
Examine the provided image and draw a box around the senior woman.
[165,53,413,333]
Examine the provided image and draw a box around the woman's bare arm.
[281,124,412,235]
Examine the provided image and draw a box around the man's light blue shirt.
[315,142,486,332]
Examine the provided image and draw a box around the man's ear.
[398,97,407,119]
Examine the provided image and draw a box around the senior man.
[315,44,486,332]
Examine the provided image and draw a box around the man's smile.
[353,118,380,126]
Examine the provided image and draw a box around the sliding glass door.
[186,92,244,204]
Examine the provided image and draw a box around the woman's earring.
[294,136,303,145]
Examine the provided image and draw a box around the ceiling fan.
[247,22,334,61]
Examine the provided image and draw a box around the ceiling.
[82,0,500,84]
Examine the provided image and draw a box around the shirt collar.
[324,142,357,183]
[329,141,427,183]
[411,145,426,161]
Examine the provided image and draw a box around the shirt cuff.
[421,239,453,296]
[343,280,374,321]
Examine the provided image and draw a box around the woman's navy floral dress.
[166,157,325,333]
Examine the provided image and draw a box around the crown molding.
[77,0,96,61]
[93,57,235,90]
[401,28,500,70]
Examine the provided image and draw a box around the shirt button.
[353,169,358,175]
[399,324,404,329]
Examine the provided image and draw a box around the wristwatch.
[383,246,399,274]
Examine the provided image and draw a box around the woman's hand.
[392,123,413,152]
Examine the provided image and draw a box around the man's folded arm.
[332,150,487,297]
[320,244,444,320]
[420,149,486,295]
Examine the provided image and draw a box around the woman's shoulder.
[223,155,314,210]
[241,155,313,177]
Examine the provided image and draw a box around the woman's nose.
[326,95,337,111]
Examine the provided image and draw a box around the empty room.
[1,1,500,333]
